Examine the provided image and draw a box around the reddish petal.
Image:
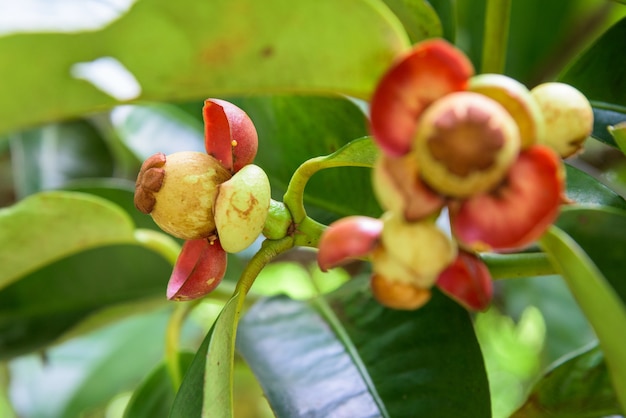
[370,39,474,157]
[203,99,258,173]
[317,216,383,271]
[167,238,227,301]
[437,251,493,311]
[450,145,565,252]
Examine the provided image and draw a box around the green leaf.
[559,17,626,107]
[425,0,456,42]
[540,218,626,411]
[63,178,164,232]
[590,103,626,148]
[565,163,626,210]
[170,293,242,418]
[234,96,382,222]
[380,0,442,43]
[124,352,195,418]
[0,244,171,359]
[513,342,621,418]
[8,309,172,418]
[238,277,491,417]
[8,120,114,199]
[0,191,136,290]
[0,0,409,135]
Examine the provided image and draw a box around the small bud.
[146,151,232,240]
[214,164,271,253]
[414,92,521,198]
[317,216,383,271]
[531,82,593,158]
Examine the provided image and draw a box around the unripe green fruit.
[214,164,271,253]
[531,82,593,158]
[414,92,521,198]
[150,151,231,240]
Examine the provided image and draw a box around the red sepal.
[167,238,227,301]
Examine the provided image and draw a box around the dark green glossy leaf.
[0,191,136,290]
[0,0,409,135]
[513,343,621,418]
[426,0,456,42]
[9,119,114,199]
[565,163,626,210]
[556,206,626,301]
[560,17,626,107]
[590,103,626,148]
[170,292,244,418]
[124,352,195,418]
[0,244,170,359]
[238,277,491,417]
[381,0,442,43]
[9,309,171,418]
[232,96,381,223]
[540,217,626,410]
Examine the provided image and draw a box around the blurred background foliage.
[1,0,626,417]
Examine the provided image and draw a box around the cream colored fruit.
[469,73,545,148]
[150,151,231,240]
[414,92,521,198]
[531,82,593,158]
[379,212,456,286]
[214,164,271,253]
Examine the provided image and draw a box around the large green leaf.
[560,17,626,108]
[0,191,137,290]
[513,342,621,417]
[0,244,171,359]
[380,0,442,43]
[565,163,626,210]
[540,212,626,411]
[237,278,491,417]
[8,119,114,199]
[8,309,171,418]
[590,104,626,148]
[170,294,241,418]
[0,0,409,135]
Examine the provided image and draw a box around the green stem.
[133,229,181,266]
[294,216,327,248]
[481,252,557,280]
[164,300,200,391]
[283,156,326,223]
[234,236,295,297]
[481,0,512,74]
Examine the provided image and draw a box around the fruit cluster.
[134,99,270,300]
[318,39,593,310]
